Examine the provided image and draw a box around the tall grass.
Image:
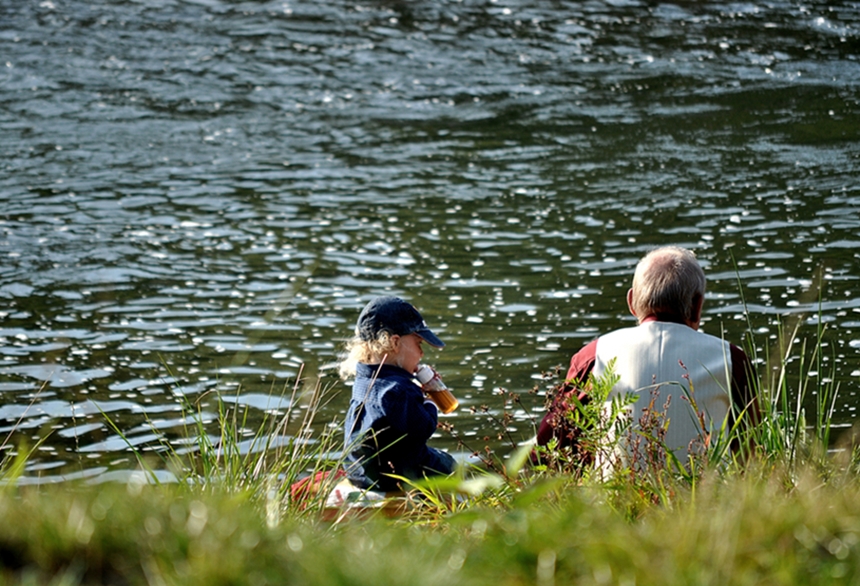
[60,295,858,523]
[1,283,859,583]
[731,269,844,484]
[0,382,52,489]
[96,367,349,520]
[452,288,852,520]
[2,455,860,584]
[746,319,840,472]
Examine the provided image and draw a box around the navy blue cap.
[356,296,445,348]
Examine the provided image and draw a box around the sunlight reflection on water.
[1,0,859,480]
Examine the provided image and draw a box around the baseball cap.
[356,296,445,348]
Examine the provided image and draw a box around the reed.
[0,281,857,584]
[85,288,854,524]
[0,383,52,489]
[0,349,853,585]
[96,367,349,520]
[727,269,846,490]
[2,458,860,584]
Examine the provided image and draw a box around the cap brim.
[414,327,445,348]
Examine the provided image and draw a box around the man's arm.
[566,339,598,384]
[536,339,598,447]
[729,344,761,452]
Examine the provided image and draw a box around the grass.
[1,463,860,585]
[0,309,858,584]
[89,366,351,518]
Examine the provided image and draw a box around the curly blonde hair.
[337,332,398,380]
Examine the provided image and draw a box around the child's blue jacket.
[344,362,454,491]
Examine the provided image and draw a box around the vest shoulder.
[598,321,730,348]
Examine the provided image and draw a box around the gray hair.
[630,246,706,324]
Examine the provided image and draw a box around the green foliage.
[1,278,859,584]
[97,371,349,520]
[2,469,860,585]
[531,360,634,478]
[745,317,841,474]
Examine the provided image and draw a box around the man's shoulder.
[597,321,735,351]
[596,323,651,345]
[599,323,642,338]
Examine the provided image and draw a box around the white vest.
[593,321,733,466]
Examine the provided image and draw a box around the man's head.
[627,246,706,328]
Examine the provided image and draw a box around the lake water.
[2,0,860,482]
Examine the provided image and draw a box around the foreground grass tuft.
[2,299,858,584]
[1,467,859,585]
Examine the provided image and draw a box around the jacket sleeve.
[536,339,598,447]
[380,384,439,443]
[566,339,598,384]
[729,343,760,427]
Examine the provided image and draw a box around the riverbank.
[0,321,857,585]
[1,461,858,585]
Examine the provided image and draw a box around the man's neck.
[640,314,692,327]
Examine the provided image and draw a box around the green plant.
[0,383,52,488]
[728,265,842,478]
[98,368,349,519]
[529,361,635,478]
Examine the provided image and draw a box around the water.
[2,0,860,481]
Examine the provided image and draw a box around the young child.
[340,296,456,492]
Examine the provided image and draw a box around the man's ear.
[626,288,636,317]
[690,294,704,329]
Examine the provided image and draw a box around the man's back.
[536,246,758,467]
[594,320,735,462]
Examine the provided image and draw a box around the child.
[340,296,456,492]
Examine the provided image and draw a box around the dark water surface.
[2,0,860,481]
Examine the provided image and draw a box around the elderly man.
[537,246,758,466]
